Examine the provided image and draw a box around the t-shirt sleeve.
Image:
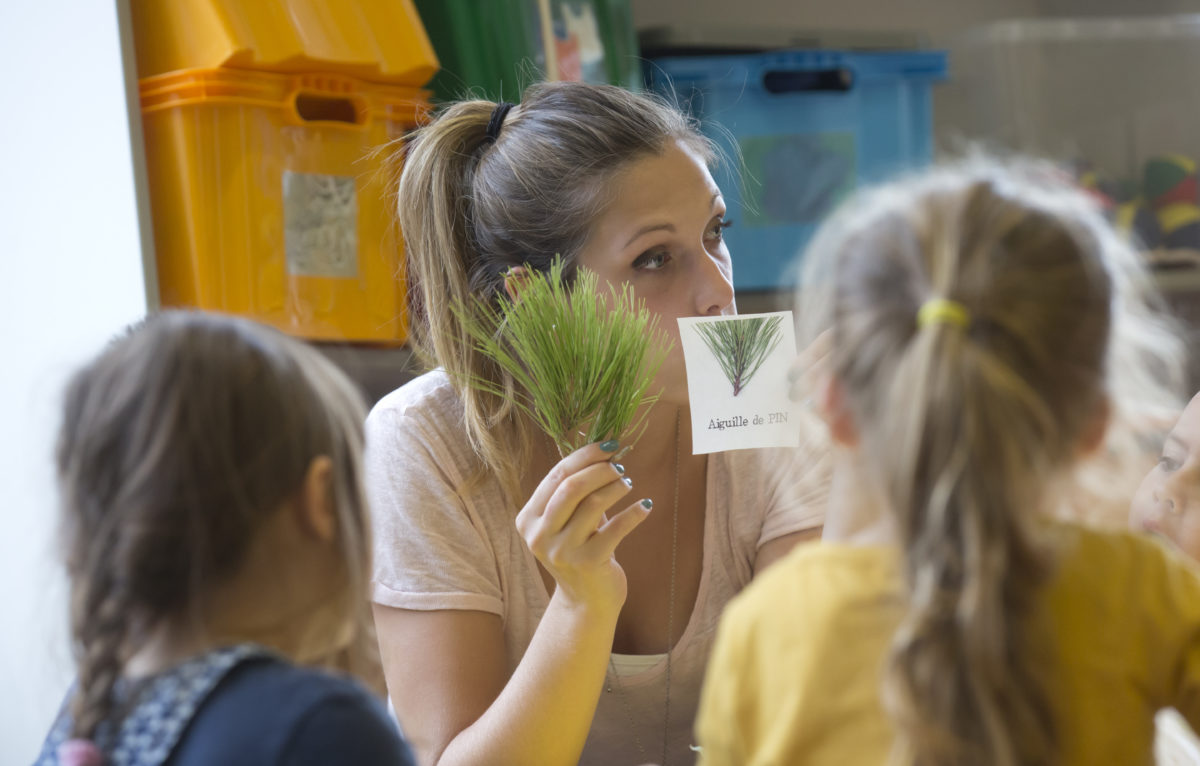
[279,690,417,766]
[365,397,504,616]
[754,444,829,549]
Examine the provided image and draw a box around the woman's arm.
[375,596,617,766]
[376,442,651,766]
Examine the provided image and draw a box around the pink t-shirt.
[366,370,825,765]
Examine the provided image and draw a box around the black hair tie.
[485,102,515,142]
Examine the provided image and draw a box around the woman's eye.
[1160,455,1181,472]
[706,218,733,242]
[633,249,670,271]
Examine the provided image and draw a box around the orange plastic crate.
[140,68,428,343]
[130,0,438,84]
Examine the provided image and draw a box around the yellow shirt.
[695,525,1200,765]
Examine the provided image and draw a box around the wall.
[951,1,1200,184]
[1039,0,1200,15]
[633,0,1039,36]
[0,1,149,763]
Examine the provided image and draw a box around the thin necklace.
[606,407,680,766]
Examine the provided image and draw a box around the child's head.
[55,311,370,741]
[1131,392,1200,559]
[796,159,1184,765]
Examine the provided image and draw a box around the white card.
[678,311,802,455]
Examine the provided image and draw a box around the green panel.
[414,0,545,103]
[592,0,641,91]
[413,0,642,103]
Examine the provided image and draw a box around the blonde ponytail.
[877,322,1061,766]
[393,99,525,501]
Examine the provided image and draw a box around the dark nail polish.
[612,463,625,475]
[622,477,633,488]
[599,439,619,452]
[640,498,653,510]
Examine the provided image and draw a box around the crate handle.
[292,92,366,125]
[762,68,854,94]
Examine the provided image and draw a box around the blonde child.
[1131,391,1200,764]
[1133,391,1200,558]
[34,312,414,766]
[695,160,1200,765]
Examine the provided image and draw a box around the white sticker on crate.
[283,171,358,278]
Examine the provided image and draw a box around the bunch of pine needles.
[453,257,672,457]
[696,316,784,396]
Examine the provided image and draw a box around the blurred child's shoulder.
[728,542,901,631]
[1046,521,1200,593]
[169,656,400,765]
[1052,521,1184,567]
[1034,522,1200,661]
[215,655,381,710]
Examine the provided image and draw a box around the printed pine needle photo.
[695,316,784,397]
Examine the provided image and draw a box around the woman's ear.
[502,265,531,302]
[817,373,860,447]
[295,456,337,543]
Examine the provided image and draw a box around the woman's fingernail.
[622,477,633,488]
[612,463,625,475]
[599,439,619,452]
[640,498,653,510]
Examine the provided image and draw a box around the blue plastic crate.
[646,49,947,291]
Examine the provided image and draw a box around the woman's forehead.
[600,145,719,223]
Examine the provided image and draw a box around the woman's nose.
[694,254,734,316]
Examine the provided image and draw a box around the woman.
[367,81,824,766]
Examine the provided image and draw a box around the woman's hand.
[516,441,651,615]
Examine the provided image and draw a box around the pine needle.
[696,316,784,396]
[451,257,673,457]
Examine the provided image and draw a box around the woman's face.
[575,139,736,403]
[1131,393,1200,561]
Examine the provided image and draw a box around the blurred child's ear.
[296,456,337,543]
[1078,393,1111,458]
[817,372,859,447]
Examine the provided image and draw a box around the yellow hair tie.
[917,298,970,329]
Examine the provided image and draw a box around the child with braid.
[695,160,1200,765]
[34,311,415,766]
